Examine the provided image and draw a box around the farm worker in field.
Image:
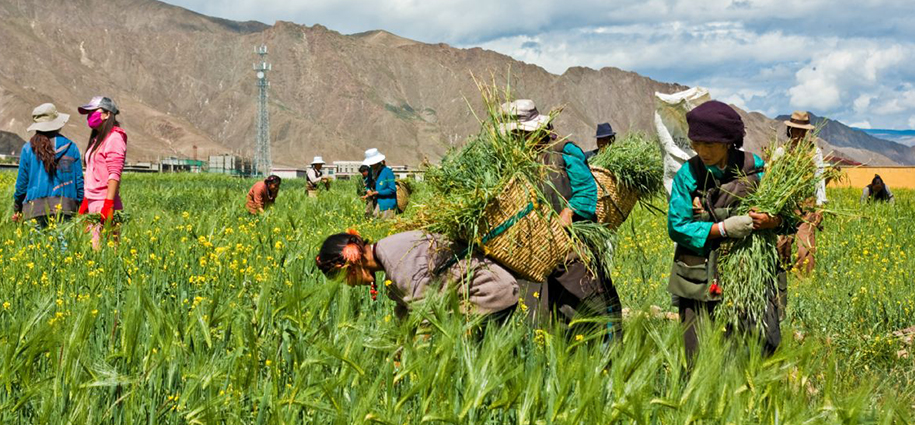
[306,156,331,197]
[500,99,622,340]
[246,175,281,214]
[585,122,616,160]
[362,148,397,220]
[773,111,827,315]
[667,100,783,360]
[76,96,126,249]
[861,174,895,204]
[358,164,376,218]
[11,103,84,228]
[315,230,519,320]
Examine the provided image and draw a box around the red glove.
[100,199,115,224]
[78,198,89,215]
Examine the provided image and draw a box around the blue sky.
[165,0,915,130]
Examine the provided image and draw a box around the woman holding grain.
[666,100,782,360]
[76,96,127,249]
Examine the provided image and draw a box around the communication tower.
[253,45,272,176]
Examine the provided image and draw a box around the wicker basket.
[478,177,570,282]
[591,167,639,230]
[395,181,410,212]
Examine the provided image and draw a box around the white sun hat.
[362,148,386,166]
[26,103,70,133]
[498,99,551,133]
[311,156,325,165]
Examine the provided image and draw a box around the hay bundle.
[716,138,840,327]
[588,133,664,228]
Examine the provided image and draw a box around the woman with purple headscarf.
[666,100,783,362]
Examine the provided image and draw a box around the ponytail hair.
[30,131,59,176]
[315,229,370,278]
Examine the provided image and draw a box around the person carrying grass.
[76,96,126,249]
[315,230,519,321]
[246,175,281,214]
[773,111,827,316]
[667,100,783,360]
[12,103,84,228]
[861,174,895,204]
[500,99,622,341]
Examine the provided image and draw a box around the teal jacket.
[667,153,764,256]
[561,142,598,221]
[374,166,397,211]
[13,136,84,213]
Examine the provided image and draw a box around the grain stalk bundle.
[417,78,614,281]
[716,138,840,327]
[588,133,664,228]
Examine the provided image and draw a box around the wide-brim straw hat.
[362,148,386,166]
[27,103,69,132]
[311,156,325,165]
[498,99,550,133]
[785,110,815,130]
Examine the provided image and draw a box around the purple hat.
[686,100,744,145]
[78,96,119,115]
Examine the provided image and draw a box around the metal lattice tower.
[253,45,272,176]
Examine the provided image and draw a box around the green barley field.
[0,172,913,423]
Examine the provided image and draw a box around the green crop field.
[0,172,913,423]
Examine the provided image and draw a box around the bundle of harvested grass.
[716,138,840,327]
[417,79,612,281]
[588,133,664,199]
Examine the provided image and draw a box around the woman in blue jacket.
[11,103,84,228]
[362,148,397,220]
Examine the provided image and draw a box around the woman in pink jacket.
[76,96,127,248]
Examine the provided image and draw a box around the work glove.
[78,198,89,215]
[720,215,754,239]
[100,199,115,224]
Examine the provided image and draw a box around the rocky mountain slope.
[0,0,901,166]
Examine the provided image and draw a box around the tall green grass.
[0,172,911,423]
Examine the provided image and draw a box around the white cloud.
[909,116,915,129]
[848,121,871,129]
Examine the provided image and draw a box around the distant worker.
[246,175,281,214]
[358,164,376,218]
[315,230,519,320]
[77,96,127,249]
[773,111,826,316]
[12,103,84,228]
[861,174,895,204]
[306,156,331,197]
[585,122,616,160]
[362,148,397,219]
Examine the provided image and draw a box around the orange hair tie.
[341,243,362,264]
[346,228,361,237]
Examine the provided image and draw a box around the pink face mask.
[87,110,105,128]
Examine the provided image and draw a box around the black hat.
[595,122,615,138]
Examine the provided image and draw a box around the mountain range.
[858,129,915,148]
[0,0,911,166]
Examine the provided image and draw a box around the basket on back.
[395,181,410,212]
[591,167,638,230]
[477,177,570,282]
